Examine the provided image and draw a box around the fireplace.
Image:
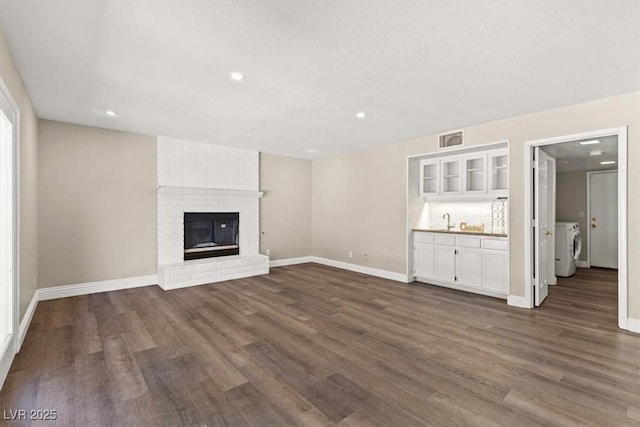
[184,212,239,260]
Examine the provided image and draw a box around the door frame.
[548,156,557,285]
[586,170,617,269]
[523,127,628,330]
[0,77,21,389]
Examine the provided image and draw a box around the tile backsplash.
[418,201,508,234]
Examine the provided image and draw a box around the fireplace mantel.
[157,186,263,198]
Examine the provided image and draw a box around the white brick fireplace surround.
[157,137,268,290]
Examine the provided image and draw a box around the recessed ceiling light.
[356,112,367,119]
[579,140,600,145]
[558,160,569,164]
[230,72,245,81]
[589,150,602,156]
[105,110,117,116]
[305,148,319,153]
[600,160,616,165]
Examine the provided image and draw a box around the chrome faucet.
[443,213,456,231]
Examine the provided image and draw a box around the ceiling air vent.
[439,131,463,149]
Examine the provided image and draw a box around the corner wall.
[38,120,157,287]
[311,91,640,318]
[0,31,38,321]
[259,153,312,260]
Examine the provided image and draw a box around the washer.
[555,222,582,277]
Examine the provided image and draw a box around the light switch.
[578,211,585,218]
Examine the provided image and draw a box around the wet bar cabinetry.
[413,231,508,298]
[419,147,508,199]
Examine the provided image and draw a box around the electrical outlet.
[348,251,353,259]
[33,275,37,289]
[266,249,271,256]
[364,254,368,263]
[578,211,585,218]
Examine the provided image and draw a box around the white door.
[440,158,462,195]
[456,248,482,288]
[414,243,435,278]
[0,83,18,389]
[547,157,557,285]
[462,154,487,194]
[482,251,508,292]
[590,172,618,269]
[434,246,456,281]
[534,147,552,306]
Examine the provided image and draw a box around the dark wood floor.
[1,264,638,426]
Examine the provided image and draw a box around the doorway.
[0,80,19,389]
[524,127,628,330]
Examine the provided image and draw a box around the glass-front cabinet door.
[463,153,487,194]
[440,157,461,195]
[488,148,509,195]
[420,159,439,195]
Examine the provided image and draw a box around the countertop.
[413,228,508,238]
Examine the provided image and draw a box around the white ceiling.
[1,1,639,159]
[542,135,619,173]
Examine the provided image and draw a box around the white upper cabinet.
[488,148,509,196]
[462,153,487,194]
[420,159,439,196]
[419,145,508,199]
[440,157,462,195]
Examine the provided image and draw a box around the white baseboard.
[269,256,313,268]
[38,274,158,301]
[507,294,532,308]
[310,256,410,283]
[626,318,640,333]
[18,291,39,351]
[576,260,589,268]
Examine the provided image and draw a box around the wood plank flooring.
[1,264,638,426]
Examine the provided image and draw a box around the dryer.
[555,222,582,277]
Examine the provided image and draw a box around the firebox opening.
[184,212,239,260]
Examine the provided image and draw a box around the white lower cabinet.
[456,248,482,288]
[434,246,456,281]
[481,250,509,292]
[414,243,435,278]
[413,232,508,298]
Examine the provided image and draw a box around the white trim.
[157,185,263,198]
[269,256,313,267]
[38,274,158,301]
[626,318,640,334]
[576,260,589,268]
[0,78,20,392]
[507,295,531,308]
[523,127,628,331]
[310,257,411,283]
[17,291,38,351]
[548,156,557,286]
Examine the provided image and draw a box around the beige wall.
[260,153,312,260]
[556,172,588,262]
[312,91,640,318]
[1,32,39,321]
[38,120,156,287]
